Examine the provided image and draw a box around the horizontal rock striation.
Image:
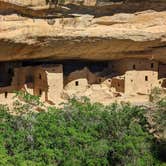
[1,0,166,62]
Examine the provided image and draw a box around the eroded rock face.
[0,0,166,62]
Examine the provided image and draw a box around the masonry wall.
[34,67,48,101]
[109,59,158,75]
[12,66,35,90]
[65,67,97,86]
[111,77,125,93]
[12,64,63,103]
[108,59,159,94]
[0,62,20,87]
[159,64,166,78]
[65,78,88,91]
[0,85,15,97]
[125,70,158,94]
[44,65,63,103]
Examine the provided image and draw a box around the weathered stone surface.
[1,0,166,62]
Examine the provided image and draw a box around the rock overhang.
[1,0,166,63]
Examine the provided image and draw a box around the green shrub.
[0,95,165,165]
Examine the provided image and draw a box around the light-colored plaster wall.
[44,65,63,103]
[108,59,159,94]
[102,78,112,88]
[125,70,158,94]
[64,78,88,92]
[0,86,15,105]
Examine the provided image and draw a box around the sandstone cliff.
[1,0,166,62]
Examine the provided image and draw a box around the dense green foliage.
[0,95,165,166]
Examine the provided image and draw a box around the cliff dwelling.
[0,58,165,105]
[0,63,63,105]
[1,0,166,105]
[108,59,159,95]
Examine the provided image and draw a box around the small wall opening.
[5,92,8,98]
[145,76,148,81]
[39,74,42,80]
[39,89,42,96]
[26,75,34,83]
[8,68,12,74]
[133,64,136,69]
[98,78,102,83]
[151,63,154,68]
[75,81,79,86]
[161,80,166,88]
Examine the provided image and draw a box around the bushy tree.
[0,94,165,165]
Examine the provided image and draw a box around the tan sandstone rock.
[0,0,166,62]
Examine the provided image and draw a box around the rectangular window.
[39,89,42,96]
[5,92,8,98]
[133,64,136,69]
[151,63,154,68]
[145,76,148,81]
[75,81,79,86]
[39,74,42,80]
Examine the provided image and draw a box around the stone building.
[64,58,161,96]
[108,59,159,95]
[0,58,165,105]
[64,67,98,91]
[0,62,21,87]
[0,64,63,104]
